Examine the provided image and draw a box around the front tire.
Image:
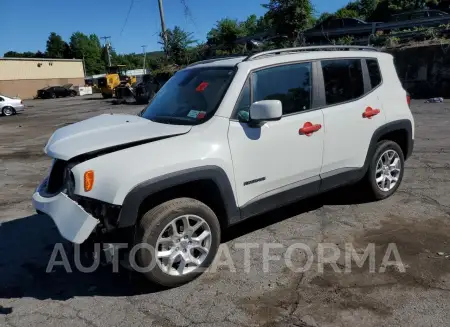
[134,198,221,287]
[365,140,405,200]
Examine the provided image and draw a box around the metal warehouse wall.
[0,58,85,99]
[0,58,84,80]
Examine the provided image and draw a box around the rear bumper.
[32,181,99,244]
[14,104,24,112]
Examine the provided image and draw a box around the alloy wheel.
[155,214,212,276]
[375,149,401,192]
[2,107,13,116]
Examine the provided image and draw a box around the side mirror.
[249,100,282,123]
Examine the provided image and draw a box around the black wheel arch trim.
[350,118,413,184]
[117,165,240,228]
[368,119,413,163]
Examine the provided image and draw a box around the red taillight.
[406,95,411,107]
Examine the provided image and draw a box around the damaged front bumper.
[32,180,99,244]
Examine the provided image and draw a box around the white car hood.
[44,114,192,160]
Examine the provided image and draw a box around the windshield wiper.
[149,116,194,125]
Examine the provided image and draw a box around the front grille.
[47,159,67,194]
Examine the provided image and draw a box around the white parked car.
[0,94,24,116]
[32,46,415,287]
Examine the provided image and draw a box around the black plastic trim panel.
[117,166,240,228]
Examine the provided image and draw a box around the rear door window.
[411,12,427,20]
[328,19,343,29]
[342,19,362,27]
[321,59,364,106]
[429,11,446,17]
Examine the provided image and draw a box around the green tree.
[334,7,361,18]
[359,0,378,18]
[3,51,45,58]
[3,51,22,57]
[45,32,66,58]
[207,18,246,52]
[388,0,432,12]
[63,43,73,59]
[262,0,314,37]
[256,14,274,32]
[316,12,333,24]
[162,26,197,65]
[240,14,259,35]
[69,32,103,75]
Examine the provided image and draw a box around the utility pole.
[141,45,147,72]
[82,54,87,77]
[100,36,112,67]
[157,0,168,58]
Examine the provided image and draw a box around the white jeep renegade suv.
[33,46,414,287]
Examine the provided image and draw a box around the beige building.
[0,57,85,99]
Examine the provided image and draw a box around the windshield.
[141,67,235,125]
[108,66,126,75]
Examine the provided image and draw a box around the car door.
[55,87,65,96]
[318,58,386,190]
[228,62,324,217]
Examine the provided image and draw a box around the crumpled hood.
[44,113,191,160]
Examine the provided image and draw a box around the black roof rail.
[243,45,380,61]
[187,55,247,68]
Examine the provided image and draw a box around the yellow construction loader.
[98,65,136,98]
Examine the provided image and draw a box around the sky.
[0,0,348,56]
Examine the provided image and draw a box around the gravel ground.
[1,94,450,327]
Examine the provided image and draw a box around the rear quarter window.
[366,59,382,89]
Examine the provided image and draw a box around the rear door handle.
[363,107,380,119]
[299,122,322,136]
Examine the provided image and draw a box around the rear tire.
[364,140,405,200]
[2,106,15,116]
[134,198,221,287]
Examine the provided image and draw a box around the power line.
[120,0,135,36]
[179,0,197,29]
